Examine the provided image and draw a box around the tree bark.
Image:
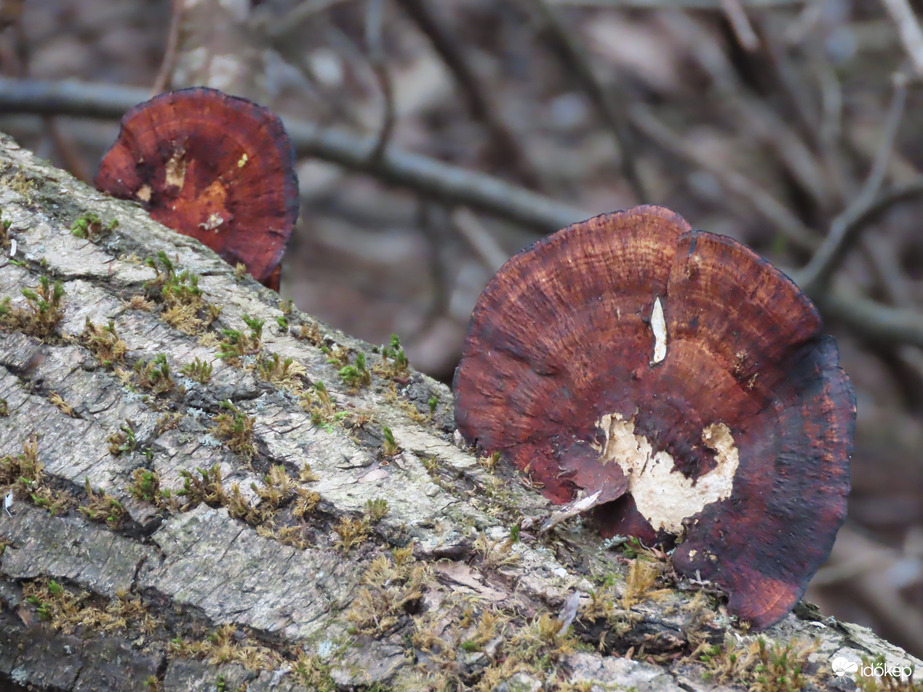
[0,132,919,691]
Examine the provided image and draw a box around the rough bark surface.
[0,132,920,691]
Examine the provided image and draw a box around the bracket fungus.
[96,87,299,290]
[454,205,855,630]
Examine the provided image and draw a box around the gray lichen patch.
[0,503,155,598]
[141,505,360,640]
[595,413,739,533]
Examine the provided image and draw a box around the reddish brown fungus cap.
[454,205,855,630]
[95,87,299,289]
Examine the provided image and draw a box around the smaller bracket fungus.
[454,205,855,630]
[95,87,299,290]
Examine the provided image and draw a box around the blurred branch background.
[0,0,921,656]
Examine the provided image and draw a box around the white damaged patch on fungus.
[165,149,188,189]
[594,413,739,533]
[650,297,667,364]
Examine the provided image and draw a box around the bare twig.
[450,208,509,272]
[364,0,396,160]
[626,102,821,251]
[549,0,806,6]
[798,75,909,295]
[880,0,923,78]
[523,0,648,202]
[0,78,587,233]
[152,0,185,94]
[721,0,760,51]
[411,202,456,345]
[394,0,539,186]
[816,288,923,349]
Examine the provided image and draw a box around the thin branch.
[798,75,909,295]
[548,0,805,6]
[626,102,821,251]
[816,288,923,349]
[0,77,586,233]
[450,208,509,272]
[364,0,396,160]
[720,0,760,51]
[523,0,648,202]
[152,0,185,94]
[880,0,923,78]
[394,0,539,186]
[3,77,923,349]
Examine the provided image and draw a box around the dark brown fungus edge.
[95,87,299,290]
[453,205,855,630]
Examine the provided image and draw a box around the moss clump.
[216,314,263,362]
[292,487,321,518]
[0,436,67,514]
[300,381,344,429]
[145,252,220,334]
[82,318,127,367]
[128,468,171,507]
[107,420,139,456]
[48,391,76,417]
[211,401,256,461]
[381,426,400,457]
[181,356,213,384]
[168,624,282,671]
[364,498,389,523]
[292,652,336,691]
[338,352,371,390]
[1,276,65,338]
[0,398,8,416]
[620,557,671,609]
[134,353,177,395]
[334,516,369,552]
[0,210,11,248]
[70,212,118,241]
[295,321,323,346]
[374,333,410,379]
[256,352,306,390]
[22,578,159,635]
[78,479,126,528]
[176,465,227,509]
[346,545,426,634]
[695,636,818,691]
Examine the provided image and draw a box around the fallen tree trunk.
[0,132,919,691]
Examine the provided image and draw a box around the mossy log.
[0,132,920,692]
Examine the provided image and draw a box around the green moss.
[181,357,213,384]
[364,498,389,523]
[381,426,400,457]
[134,353,177,395]
[211,401,256,461]
[0,275,66,338]
[374,333,409,379]
[107,420,138,456]
[0,436,68,514]
[78,478,126,528]
[82,319,127,367]
[70,212,118,241]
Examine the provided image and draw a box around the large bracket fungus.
[454,205,855,630]
[96,87,299,290]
